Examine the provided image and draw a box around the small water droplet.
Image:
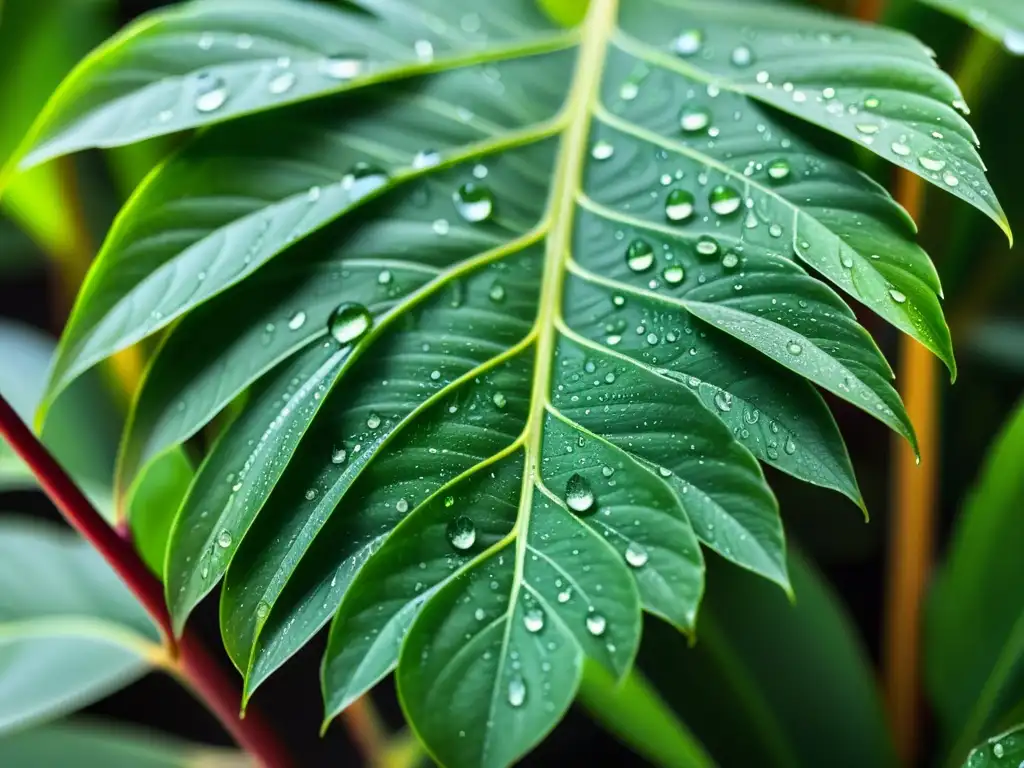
[626,239,655,272]
[268,70,296,95]
[918,154,946,172]
[709,185,742,216]
[507,675,526,707]
[889,288,907,304]
[328,303,372,344]
[680,107,711,133]
[414,39,434,61]
[891,141,911,157]
[767,159,791,182]
[492,392,507,409]
[787,341,803,355]
[256,601,270,620]
[855,123,880,136]
[585,612,607,636]
[320,56,363,81]
[367,413,381,429]
[194,73,229,113]
[413,149,441,169]
[565,473,596,515]
[625,542,649,568]
[721,252,739,269]
[714,391,733,412]
[305,488,318,501]
[432,218,450,235]
[489,282,506,302]
[447,516,476,550]
[783,436,797,455]
[331,446,347,464]
[453,183,494,222]
[396,498,409,513]
[943,172,959,187]
[591,140,615,160]
[216,530,233,548]
[523,608,545,633]
[662,264,685,285]
[730,45,753,67]
[288,311,307,330]
[665,189,695,222]
[377,269,392,286]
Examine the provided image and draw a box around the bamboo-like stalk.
[0,396,294,768]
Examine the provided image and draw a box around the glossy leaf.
[0,518,161,735]
[127,448,194,576]
[920,0,1024,54]
[961,723,1024,768]
[0,720,251,767]
[20,1,1004,765]
[927,397,1024,762]
[639,550,896,768]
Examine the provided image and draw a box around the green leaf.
[0,720,250,767]
[576,661,714,768]
[127,447,194,576]
[23,1,1003,764]
[0,518,161,735]
[926,396,1024,763]
[960,723,1024,767]
[919,0,1024,54]
[639,549,896,768]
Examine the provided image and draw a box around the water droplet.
[663,264,685,285]
[721,252,739,269]
[523,608,545,633]
[714,391,733,412]
[864,96,880,109]
[194,73,229,113]
[585,612,607,636]
[855,123,879,136]
[769,223,783,238]
[320,56,363,80]
[268,70,296,95]
[331,446,347,464]
[565,473,596,515]
[767,159,791,182]
[197,32,214,50]
[367,413,381,429]
[891,141,911,157]
[328,303,372,344]
[216,530,233,548]
[709,185,742,216]
[619,81,639,100]
[235,34,253,50]
[492,392,507,409]
[783,436,797,455]
[288,311,307,330]
[489,282,506,302]
[413,149,441,169]
[432,218,450,235]
[507,675,526,707]
[591,140,615,160]
[918,154,946,172]
[889,288,907,304]
[625,542,649,568]
[822,87,836,100]
[787,341,803,355]
[453,183,494,222]
[679,107,711,133]
[396,498,409,513]
[256,601,270,620]
[695,236,719,257]
[672,29,703,56]
[943,172,959,187]
[447,516,476,550]
[414,39,434,61]
[342,162,388,198]
[377,269,392,286]
[626,239,655,272]
[730,45,753,67]
[305,488,318,501]
[665,189,695,222]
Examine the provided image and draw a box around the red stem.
[0,396,293,768]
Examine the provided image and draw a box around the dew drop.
[586,612,607,636]
[665,189,695,222]
[855,123,879,136]
[396,498,409,513]
[331,446,347,464]
[730,45,753,67]
[447,516,477,550]
[413,149,441,169]
[662,264,685,285]
[565,473,596,515]
[918,154,946,172]
[489,282,506,302]
[787,341,803,355]
[366,413,381,429]
[672,29,703,57]
[507,675,526,707]
[523,608,545,633]
[328,303,372,345]
[216,530,233,548]
[268,70,296,95]
[320,56,363,81]
[626,239,655,272]
[591,140,615,160]
[721,252,739,269]
[492,392,507,409]
[709,185,742,216]
[783,436,797,455]
[305,488,318,501]
[714,391,733,412]
[256,601,270,620]
[767,159,791,182]
[679,107,711,133]
[891,141,911,157]
[452,183,494,222]
[696,236,719,257]
[943,172,959,187]
[287,311,307,330]
[194,73,229,113]
[889,288,907,304]
[625,542,649,568]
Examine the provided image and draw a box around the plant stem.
[0,396,293,768]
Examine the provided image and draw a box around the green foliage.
[927,396,1024,763]
[2,0,1008,765]
[0,518,160,736]
[920,0,1024,53]
[961,723,1024,767]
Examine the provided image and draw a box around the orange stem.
[882,170,939,766]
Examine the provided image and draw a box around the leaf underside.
[13,0,1005,765]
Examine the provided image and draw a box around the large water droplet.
[662,264,685,285]
[888,288,907,304]
[680,107,711,133]
[714,391,733,412]
[891,141,911,157]
[216,530,233,548]
[767,159,791,182]
[591,140,615,160]
[665,189,695,222]
[288,311,307,330]
[696,236,719,258]
[447,516,476,550]
[328,303,372,345]
[626,239,655,272]
[366,413,381,429]
[565,473,596,515]
[721,252,739,269]
[625,542,649,568]
[918,154,946,172]
[523,608,545,633]
[672,29,703,57]
[730,45,753,67]
[709,185,742,216]
[585,612,607,636]
[453,182,494,223]
[507,674,526,707]
[194,73,229,113]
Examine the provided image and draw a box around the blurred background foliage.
[0,0,1021,766]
